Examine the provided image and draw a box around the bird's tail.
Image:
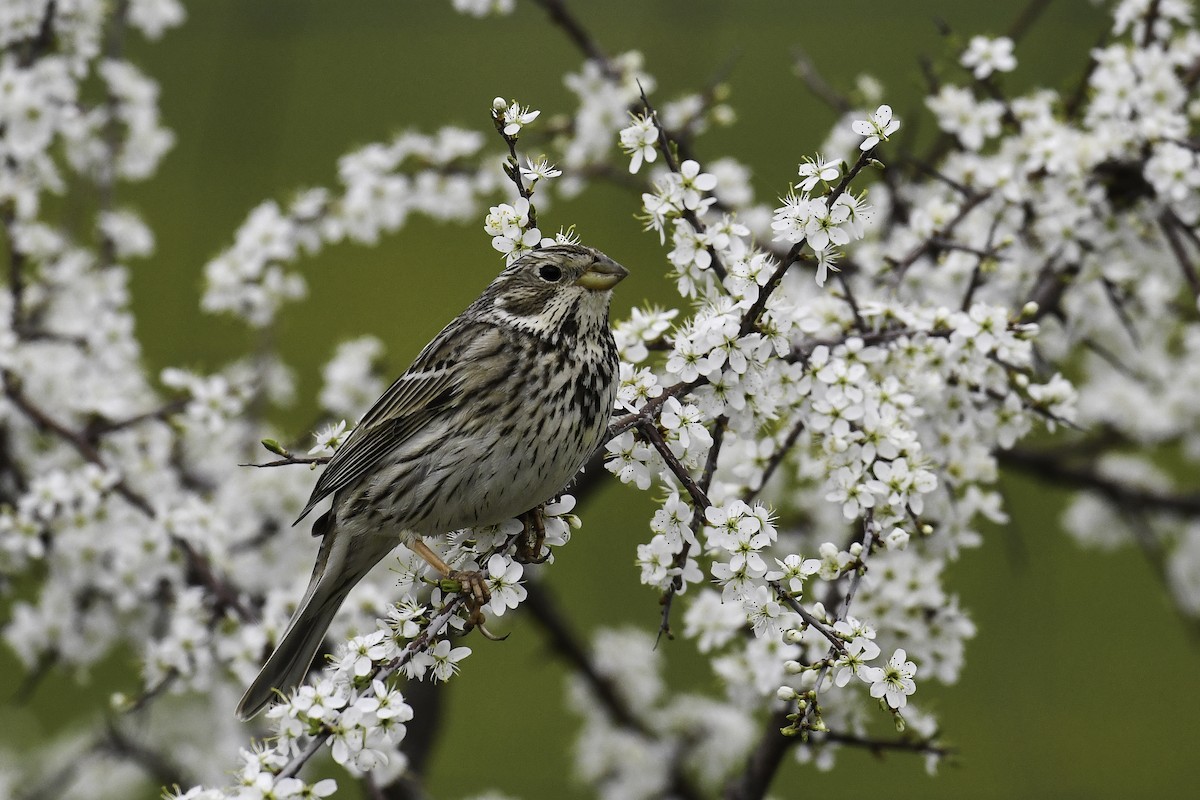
[237,528,362,720]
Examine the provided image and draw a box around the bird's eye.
[538,264,563,282]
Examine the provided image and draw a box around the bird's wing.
[293,319,505,525]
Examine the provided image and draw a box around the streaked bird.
[237,244,627,719]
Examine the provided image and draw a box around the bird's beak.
[575,258,629,291]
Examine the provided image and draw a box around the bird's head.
[477,244,629,339]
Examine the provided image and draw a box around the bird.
[236,243,628,719]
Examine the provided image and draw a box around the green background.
[4,1,1199,798]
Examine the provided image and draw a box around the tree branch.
[1000,448,1200,515]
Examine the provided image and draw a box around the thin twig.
[743,417,806,502]
[818,729,954,759]
[637,85,729,282]
[275,598,464,780]
[637,419,712,512]
[887,190,991,281]
[768,581,845,653]
[740,147,877,339]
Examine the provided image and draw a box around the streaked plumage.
[237,244,626,719]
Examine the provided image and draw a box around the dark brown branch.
[887,190,991,281]
[609,378,705,439]
[723,707,792,800]
[740,148,876,339]
[1141,0,1164,48]
[1119,509,1200,637]
[637,419,712,512]
[959,212,1006,311]
[242,454,331,468]
[1007,0,1053,43]
[523,580,652,735]
[527,0,614,74]
[16,0,57,67]
[84,399,188,441]
[275,596,467,781]
[726,520,877,800]
[102,721,191,790]
[1000,448,1200,515]
[700,416,726,493]
[1159,212,1200,302]
[1025,258,1080,322]
[2,371,253,619]
[3,207,27,331]
[769,581,845,653]
[1065,27,1110,120]
[819,730,954,759]
[791,46,853,114]
[743,418,806,502]
[656,416,726,642]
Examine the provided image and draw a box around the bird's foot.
[515,507,549,564]
[447,568,490,607]
[446,569,507,641]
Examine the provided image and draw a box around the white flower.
[766,553,820,593]
[852,104,901,150]
[637,535,679,590]
[804,196,851,251]
[619,113,659,173]
[864,648,918,709]
[520,156,562,183]
[605,432,656,490]
[650,493,695,550]
[308,419,349,456]
[961,36,1017,80]
[417,639,471,682]
[387,601,425,639]
[453,0,516,17]
[678,159,718,210]
[814,247,841,288]
[771,191,811,245]
[485,553,526,615]
[926,85,1004,151]
[885,527,911,550]
[289,679,347,721]
[98,209,155,259]
[484,198,541,262]
[498,99,540,136]
[796,155,842,192]
[336,630,392,678]
[833,636,881,687]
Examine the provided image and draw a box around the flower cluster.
[204,127,489,326]
[2,0,1198,797]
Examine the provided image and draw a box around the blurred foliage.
[3,1,1198,798]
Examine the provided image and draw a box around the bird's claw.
[515,507,549,564]
[447,568,490,606]
[447,569,507,640]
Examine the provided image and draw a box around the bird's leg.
[515,506,548,564]
[408,539,501,639]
